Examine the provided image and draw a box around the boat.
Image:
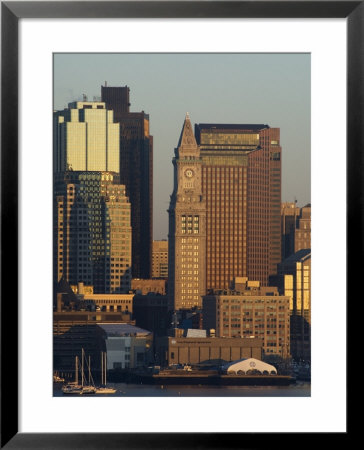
[53,373,65,383]
[62,355,83,395]
[62,350,96,395]
[95,351,116,394]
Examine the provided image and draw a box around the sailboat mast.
[104,351,107,385]
[100,351,103,385]
[88,354,91,385]
[81,349,84,387]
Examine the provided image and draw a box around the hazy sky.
[54,53,310,240]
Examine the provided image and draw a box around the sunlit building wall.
[202,282,290,357]
[53,101,119,173]
[278,249,311,361]
[152,240,168,278]
[54,171,132,294]
[168,114,207,310]
[195,124,282,289]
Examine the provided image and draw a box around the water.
[54,381,310,397]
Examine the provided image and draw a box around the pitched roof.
[177,113,198,148]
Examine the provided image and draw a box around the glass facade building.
[53,101,120,173]
[54,171,132,294]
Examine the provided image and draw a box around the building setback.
[168,114,207,310]
[53,101,120,173]
[196,123,282,288]
[101,85,153,279]
[54,171,132,294]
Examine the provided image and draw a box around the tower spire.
[177,112,197,150]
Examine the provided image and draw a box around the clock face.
[185,169,194,178]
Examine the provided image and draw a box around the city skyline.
[54,53,311,240]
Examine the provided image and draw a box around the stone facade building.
[168,114,207,310]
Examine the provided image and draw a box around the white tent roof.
[222,358,277,374]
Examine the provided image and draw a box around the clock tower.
[168,113,206,310]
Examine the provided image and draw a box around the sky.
[53,53,311,240]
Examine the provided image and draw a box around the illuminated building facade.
[53,101,119,173]
[202,279,291,357]
[277,249,311,361]
[195,123,282,288]
[152,240,168,278]
[54,171,132,294]
[168,114,207,310]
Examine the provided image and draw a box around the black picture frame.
[1,1,356,448]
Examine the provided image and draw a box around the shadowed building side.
[101,84,153,279]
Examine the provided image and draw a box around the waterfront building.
[53,313,135,374]
[168,114,207,310]
[131,278,167,295]
[202,278,290,357]
[155,335,263,367]
[275,249,311,361]
[196,123,282,288]
[54,171,132,294]
[53,101,119,173]
[152,240,168,278]
[101,84,153,279]
[281,202,311,259]
[97,323,153,370]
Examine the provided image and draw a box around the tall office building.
[168,114,207,310]
[281,202,311,259]
[101,85,153,279]
[54,171,132,294]
[196,123,282,288]
[152,240,168,279]
[276,249,311,361]
[53,101,119,173]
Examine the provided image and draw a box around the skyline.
[54,53,311,240]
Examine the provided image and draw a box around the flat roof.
[97,323,151,337]
[195,123,270,131]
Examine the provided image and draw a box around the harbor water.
[54,380,310,397]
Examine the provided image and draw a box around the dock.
[128,370,295,386]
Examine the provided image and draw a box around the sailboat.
[95,351,116,394]
[62,355,83,395]
[62,350,96,395]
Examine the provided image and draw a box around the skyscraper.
[53,101,119,173]
[168,114,207,310]
[195,123,282,288]
[281,202,311,260]
[101,85,153,279]
[54,171,132,294]
[277,249,311,361]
